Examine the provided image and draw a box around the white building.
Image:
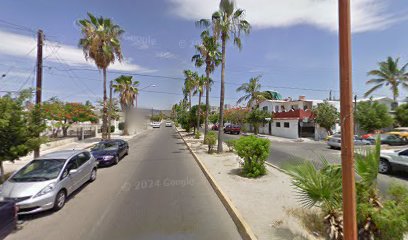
[258,96,340,139]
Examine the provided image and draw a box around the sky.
[0,0,408,110]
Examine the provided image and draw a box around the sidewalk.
[178,129,320,240]
[3,133,138,175]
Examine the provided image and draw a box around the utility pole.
[108,80,113,140]
[34,29,43,158]
[339,0,357,239]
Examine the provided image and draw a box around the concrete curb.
[177,129,258,240]
[264,161,289,175]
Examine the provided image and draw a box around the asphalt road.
[222,132,408,194]
[7,127,241,240]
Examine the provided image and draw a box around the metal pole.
[339,0,357,239]
[34,29,43,158]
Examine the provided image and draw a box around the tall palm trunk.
[0,161,4,183]
[123,107,129,135]
[102,68,108,139]
[197,92,202,134]
[217,36,226,153]
[189,92,192,111]
[204,70,210,138]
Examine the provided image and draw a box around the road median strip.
[177,129,258,240]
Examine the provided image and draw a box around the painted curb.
[177,129,258,240]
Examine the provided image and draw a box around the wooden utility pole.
[338,0,357,239]
[34,29,43,158]
[108,80,113,139]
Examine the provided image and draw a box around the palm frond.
[364,84,383,98]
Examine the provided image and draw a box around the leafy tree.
[0,91,47,182]
[208,112,219,125]
[356,100,394,132]
[189,104,206,133]
[395,103,408,127]
[224,107,249,126]
[234,136,269,178]
[236,75,265,108]
[192,29,221,139]
[198,0,251,153]
[78,13,124,139]
[313,101,339,134]
[246,109,271,135]
[43,99,97,137]
[364,57,408,104]
[112,75,139,136]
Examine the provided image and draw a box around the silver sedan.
[0,150,97,214]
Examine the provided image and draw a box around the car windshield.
[92,142,119,151]
[10,159,66,182]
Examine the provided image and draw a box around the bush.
[225,139,236,152]
[174,122,179,127]
[110,125,115,133]
[234,136,270,178]
[118,122,125,131]
[204,132,217,153]
[194,131,201,139]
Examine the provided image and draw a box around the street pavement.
[222,132,408,194]
[6,127,241,240]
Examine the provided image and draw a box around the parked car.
[361,133,375,140]
[151,122,161,128]
[91,140,129,166]
[367,134,408,146]
[379,148,408,173]
[387,127,408,140]
[211,124,219,131]
[325,132,341,141]
[0,200,17,240]
[328,135,371,149]
[0,150,97,214]
[165,121,172,127]
[224,125,241,135]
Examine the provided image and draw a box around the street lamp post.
[136,84,157,109]
[339,0,357,239]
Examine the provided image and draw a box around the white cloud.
[167,0,399,33]
[0,30,155,73]
[155,51,177,59]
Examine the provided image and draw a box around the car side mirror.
[69,169,78,175]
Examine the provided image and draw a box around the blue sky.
[0,0,408,109]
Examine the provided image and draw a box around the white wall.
[271,119,299,139]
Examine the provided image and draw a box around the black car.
[91,139,129,166]
[0,200,17,240]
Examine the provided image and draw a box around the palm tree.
[364,57,408,105]
[112,75,139,136]
[193,75,213,133]
[78,13,124,139]
[183,70,198,111]
[192,30,221,139]
[236,75,265,108]
[198,0,250,153]
[261,90,283,100]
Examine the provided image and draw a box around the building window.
[276,122,281,128]
[275,106,279,112]
[262,106,268,112]
[284,122,290,128]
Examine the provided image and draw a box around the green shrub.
[234,136,269,178]
[194,131,201,139]
[225,139,236,152]
[204,132,217,153]
[118,122,125,131]
[174,122,179,127]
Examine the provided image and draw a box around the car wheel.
[125,148,129,156]
[379,159,391,174]
[53,190,66,211]
[237,132,240,135]
[89,168,97,182]
[114,155,119,165]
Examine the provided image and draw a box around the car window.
[10,159,66,182]
[76,152,90,167]
[400,150,408,157]
[62,157,79,178]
